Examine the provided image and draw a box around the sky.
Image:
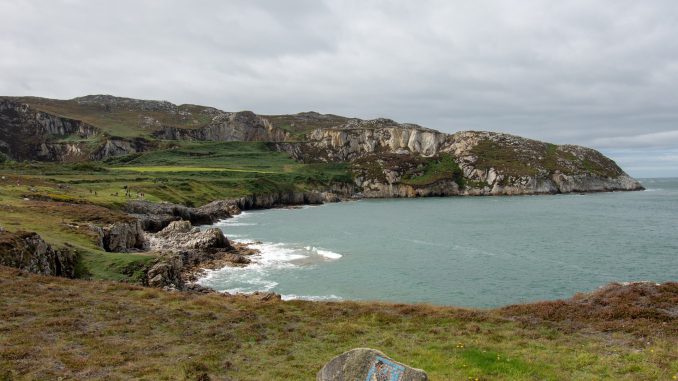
[1,0,677,177]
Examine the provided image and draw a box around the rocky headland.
[1,95,643,197]
[0,94,647,294]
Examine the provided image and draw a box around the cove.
[198,178,678,308]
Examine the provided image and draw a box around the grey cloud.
[1,0,677,176]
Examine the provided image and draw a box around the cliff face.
[0,99,99,161]
[278,123,643,197]
[0,96,290,161]
[279,119,448,162]
[153,111,288,142]
[0,94,643,197]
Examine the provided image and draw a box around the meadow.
[1,266,675,380]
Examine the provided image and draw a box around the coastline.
[179,185,665,306]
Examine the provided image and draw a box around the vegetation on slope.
[0,141,352,281]
[402,154,465,188]
[263,112,349,139]
[471,138,623,179]
[8,96,217,138]
[0,267,675,380]
[352,153,464,188]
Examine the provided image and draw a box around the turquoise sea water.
[198,178,678,307]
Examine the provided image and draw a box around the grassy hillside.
[1,266,675,380]
[9,96,217,138]
[0,141,351,281]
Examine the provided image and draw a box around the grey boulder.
[317,348,427,381]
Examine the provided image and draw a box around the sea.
[197,178,678,308]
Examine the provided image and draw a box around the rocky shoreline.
[126,182,647,294]
[0,183,646,296]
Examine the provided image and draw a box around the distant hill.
[0,95,643,195]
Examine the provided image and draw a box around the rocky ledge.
[276,125,644,197]
[144,220,260,291]
[0,229,77,277]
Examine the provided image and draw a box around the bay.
[198,178,678,307]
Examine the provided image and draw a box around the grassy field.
[0,267,675,380]
[0,141,351,282]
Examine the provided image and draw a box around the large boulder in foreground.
[317,348,427,381]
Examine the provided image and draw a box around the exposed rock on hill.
[0,230,76,277]
[89,220,148,252]
[278,124,643,196]
[153,111,289,142]
[147,220,230,252]
[0,94,643,197]
[0,98,98,161]
[281,119,448,162]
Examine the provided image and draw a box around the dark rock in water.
[221,252,251,265]
[317,348,427,381]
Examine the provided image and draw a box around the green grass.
[402,154,464,188]
[110,166,281,174]
[9,96,216,138]
[0,267,675,380]
[471,138,623,179]
[79,251,155,282]
[0,141,352,280]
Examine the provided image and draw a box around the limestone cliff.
[276,122,643,196]
[278,118,448,162]
[0,94,643,197]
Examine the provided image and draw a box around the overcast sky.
[1,0,677,177]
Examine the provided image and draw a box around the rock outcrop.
[125,188,353,233]
[89,137,152,160]
[153,111,289,142]
[0,230,77,277]
[89,220,147,252]
[144,221,257,290]
[0,98,99,161]
[124,200,218,232]
[277,124,643,197]
[278,119,448,162]
[318,348,428,381]
[147,220,230,252]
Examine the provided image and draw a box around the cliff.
[0,98,99,161]
[277,123,643,196]
[152,111,288,142]
[0,94,643,196]
[0,96,287,162]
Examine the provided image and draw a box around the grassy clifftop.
[1,266,675,380]
[0,141,351,281]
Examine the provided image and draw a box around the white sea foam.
[251,242,308,264]
[281,294,343,301]
[304,246,343,259]
[221,222,257,226]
